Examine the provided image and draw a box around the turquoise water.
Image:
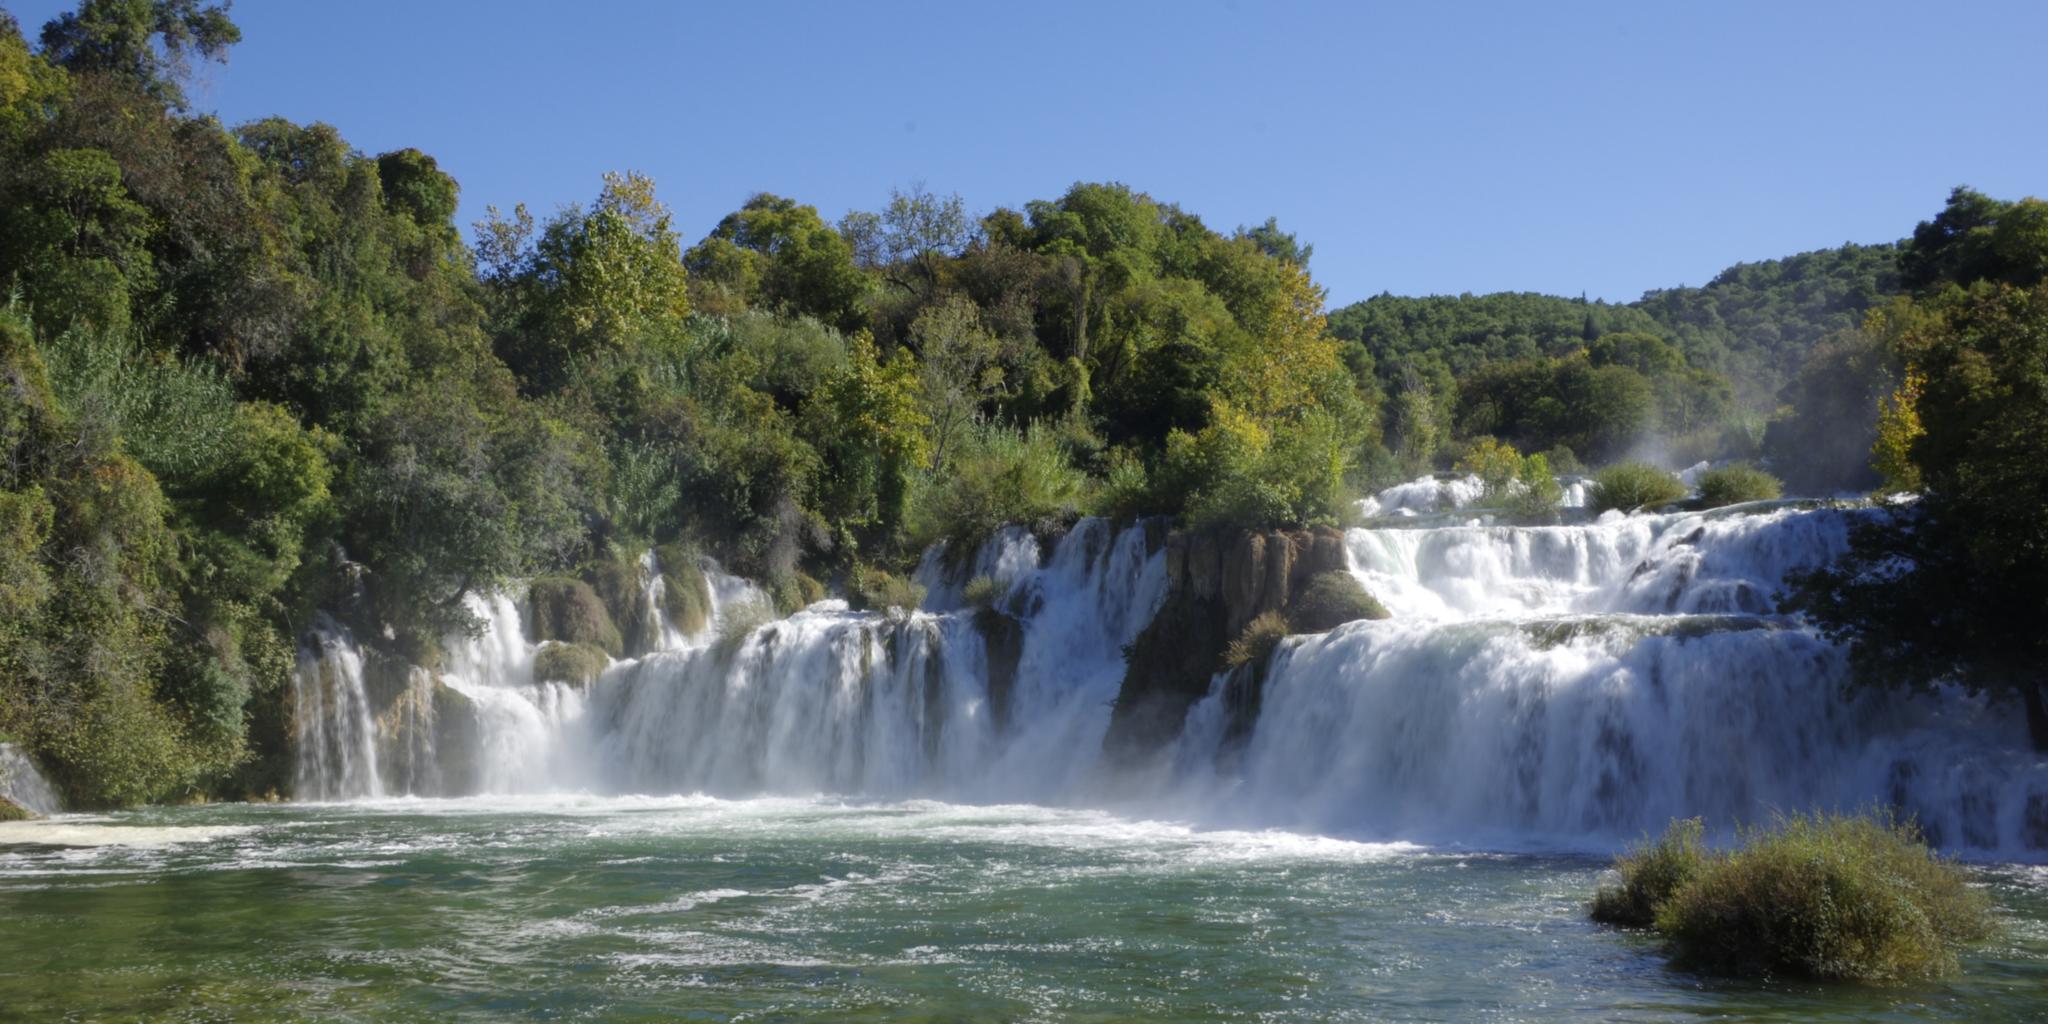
[2,796,2044,1022]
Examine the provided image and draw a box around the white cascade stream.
[288,507,2048,856]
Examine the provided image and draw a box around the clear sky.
[7,0,2044,306]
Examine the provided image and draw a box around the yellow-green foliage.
[1223,611,1290,669]
[532,642,609,687]
[908,421,1084,551]
[1695,463,1782,507]
[525,578,623,656]
[1594,811,1998,982]
[961,574,1001,611]
[846,565,926,614]
[1591,817,1709,927]
[1588,462,1687,514]
[1287,571,1389,633]
[1456,436,1524,498]
[1870,367,1925,493]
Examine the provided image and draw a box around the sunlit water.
[3,796,2045,1022]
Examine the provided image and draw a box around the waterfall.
[292,615,384,801]
[586,518,1166,800]
[0,742,61,816]
[1168,504,2048,855]
[285,508,2048,857]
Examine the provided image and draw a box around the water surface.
[3,796,2043,1022]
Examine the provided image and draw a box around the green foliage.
[686,192,866,331]
[907,421,1085,552]
[532,642,608,688]
[1454,437,1561,518]
[961,574,1001,611]
[845,565,926,615]
[0,795,30,821]
[37,0,238,108]
[1587,462,1686,514]
[1636,244,1900,407]
[1790,273,2048,745]
[1223,610,1290,669]
[1590,818,1708,928]
[1694,463,1781,507]
[768,571,824,616]
[1286,571,1388,633]
[524,578,622,657]
[1454,436,1524,498]
[1652,811,1995,981]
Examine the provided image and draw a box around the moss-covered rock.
[1103,590,1230,761]
[657,552,712,637]
[0,795,34,821]
[583,559,654,657]
[525,577,622,656]
[533,641,610,688]
[1287,571,1390,633]
[769,570,825,616]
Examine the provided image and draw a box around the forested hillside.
[0,1,2039,807]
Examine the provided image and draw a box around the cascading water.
[287,504,2048,857]
[1168,502,2048,854]
[583,518,1165,800]
[291,614,384,801]
[0,742,61,816]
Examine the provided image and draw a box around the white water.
[290,508,2048,857]
[0,743,61,816]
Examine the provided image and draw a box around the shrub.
[1591,811,1999,982]
[532,641,609,687]
[1587,462,1687,514]
[769,571,825,616]
[525,578,624,656]
[1456,436,1524,499]
[1503,453,1564,520]
[908,422,1086,552]
[1695,463,1783,507]
[1287,571,1389,632]
[1223,610,1290,669]
[1654,811,1995,981]
[846,565,926,614]
[1590,817,1709,927]
[962,574,1001,611]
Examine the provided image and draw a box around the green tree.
[36,0,238,109]
[686,192,866,331]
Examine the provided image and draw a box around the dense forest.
[1,1,2043,807]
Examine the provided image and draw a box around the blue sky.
[8,0,2044,305]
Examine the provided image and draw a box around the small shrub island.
[1592,811,1997,982]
